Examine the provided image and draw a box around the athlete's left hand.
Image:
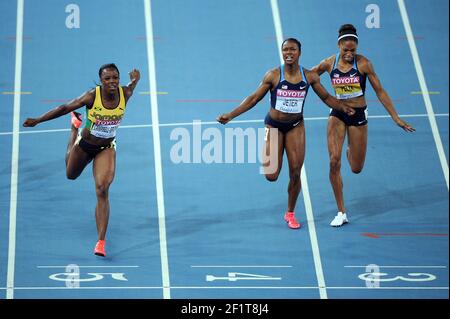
[129,69,140,82]
[395,118,415,132]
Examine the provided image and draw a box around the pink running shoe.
[94,240,106,257]
[284,212,301,229]
[71,111,82,129]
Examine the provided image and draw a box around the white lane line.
[398,0,449,190]
[143,0,171,299]
[6,0,24,300]
[345,265,447,268]
[191,265,292,268]
[269,0,283,51]
[36,265,140,268]
[0,286,447,290]
[1,128,71,135]
[270,0,327,299]
[0,113,448,136]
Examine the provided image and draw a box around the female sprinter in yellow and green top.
[312,24,415,227]
[23,63,140,257]
[217,38,355,230]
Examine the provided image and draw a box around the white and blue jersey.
[270,64,310,114]
[329,54,368,126]
[330,53,367,100]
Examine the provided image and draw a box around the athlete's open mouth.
[285,56,294,62]
[343,54,354,61]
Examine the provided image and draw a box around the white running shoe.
[330,212,348,227]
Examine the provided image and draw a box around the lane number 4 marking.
[205,272,281,282]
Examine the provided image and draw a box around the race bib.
[274,89,306,113]
[332,75,363,100]
[90,119,121,139]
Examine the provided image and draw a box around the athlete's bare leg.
[346,124,368,173]
[327,116,347,213]
[262,125,284,181]
[284,122,306,212]
[92,148,116,241]
[66,125,91,180]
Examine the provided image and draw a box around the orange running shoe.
[284,212,301,229]
[94,240,106,257]
[71,111,82,129]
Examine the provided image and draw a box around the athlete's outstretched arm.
[311,56,333,76]
[123,68,140,99]
[306,70,355,115]
[22,90,95,127]
[363,60,414,132]
[217,69,276,124]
